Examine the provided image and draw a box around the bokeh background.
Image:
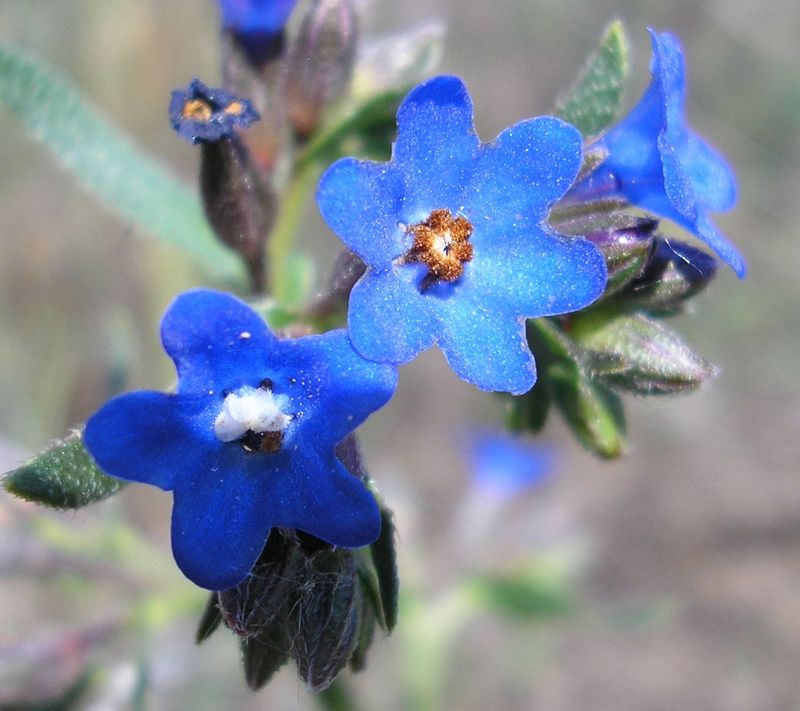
[1,0,798,709]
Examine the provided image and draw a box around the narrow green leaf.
[550,364,626,459]
[506,382,551,434]
[0,45,244,281]
[3,430,124,509]
[195,592,223,644]
[528,319,626,458]
[370,505,399,632]
[555,20,629,137]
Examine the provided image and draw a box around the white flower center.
[214,386,290,443]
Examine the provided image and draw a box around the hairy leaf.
[3,430,124,509]
[555,20,629,137]
[0,45,243,281]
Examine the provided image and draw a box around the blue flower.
[218,0,297,35]
[316,75,607,395]
[566,30,745,277]
[84,289,397,591]
[169,79,259,144]
[468,430,555,497]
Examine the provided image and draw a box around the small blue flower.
[169,79,259,144]
[84,289,396,591]
[566,30,745,277]
[468,430,555,497]
[218,0,297,35]
[316,75,607,395]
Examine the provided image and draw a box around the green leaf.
[506,382,551,434]
[0,45,244,281]
[195,592,223,644]
[549,362,626,459]
[528,319,626,458]
[370,505,399,633]
[3,430,124,509]
[555,20,629,137]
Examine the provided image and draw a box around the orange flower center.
[405,208,474,284]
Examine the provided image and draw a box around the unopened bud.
[169,79,275,291]
[217,529,303,639]
[624,238,717,312]
[585,217,657,295]
[289,548,361,692]
[286,0,359,138]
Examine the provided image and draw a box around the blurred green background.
[1,0,798,709]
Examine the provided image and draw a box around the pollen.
[182,98,213,122]
[405,208,474,283]
[224,101,245,116]
[214,385,290,453]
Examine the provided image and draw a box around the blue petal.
[317,158,406,269]
[347,269,437,365]
[469,227,607,316]
[435,293,536,394]
[266,447,382,548]
[85,391,213,491]
[393,75,481,213]
[170,455,274,590]
[160,289,280,394]
[170,431,381,590]
[468,117,582,230]
[695,215,747,278]
[276,330,397,445]
[678,132,737,212]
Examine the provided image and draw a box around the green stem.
[267,164,322,307]
[404,585,477,711]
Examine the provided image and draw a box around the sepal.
[574,311,717,395]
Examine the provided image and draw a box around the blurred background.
[1,0,798,709]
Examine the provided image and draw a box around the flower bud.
[585,217,657,295]
[286,0,359,138]
[217,529,303,639]
[169,80,275,291]
[624,237,717,313]
[289,548,361,692]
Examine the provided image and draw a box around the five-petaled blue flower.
[169,79,259,144]
[468,430,555,497]
[218,0,297,35]
[565,30,745,277]
[316,75,607,395]
[84,289,397,591]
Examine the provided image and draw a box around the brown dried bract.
[406,208,474,283]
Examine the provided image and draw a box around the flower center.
[181,98,214,122]
[214,380,290,454]
[405,208,474,284]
